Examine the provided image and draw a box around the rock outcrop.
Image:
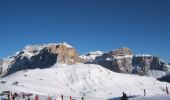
[158,73,170,83]
[132,55,169,76]
[46,44,80,64]
[88,48,170,78]
[93,47,133,74]
[1,42,80,77]
[1,44,169,79]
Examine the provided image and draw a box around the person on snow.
[9,92,13,100]
[69,96,72,100]
[47,95,51,100]
[120,92,128,100]
[28,96,30,100]
[144,89,146,96]
[81,96,84,100]
[35,94,39,100]
[166,85,169,94]
[61,95,63,100]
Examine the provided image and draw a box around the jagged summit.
[21,42,73,58]
[0,42,80,77]
[0,43,170,81]
[23,42,73,52]
[81,47,170,78]
[110,47,133,56]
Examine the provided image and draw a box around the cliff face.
[93,47,133,74]
[46,44,80,64]
[0,43,80,77]
[132,56,169,75]
[1,44,169,79]
[90,48,170,78]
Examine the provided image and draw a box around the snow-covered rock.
[0,42,80,77]
[1,44,170,80]
[80,51,103,63]
[89,48,170,78]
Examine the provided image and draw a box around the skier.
[47,95,51,100]
[166,85,169,94]
[120,92,128,100]
[61,95,63,100]
[81,96,84,100]
[28,96,30,100]
[9,92,13,100]
[22,92,25,99]
[144,89,146,96]
[70,96,72,100]
[7,92,10,100]
[35,94,39,100]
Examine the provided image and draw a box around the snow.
[87,51,103,55]
[113,55,133,59]
[80,51,103,62]
[146,70,168,78]
[134,54,152,57]
[129,94,170,100]
[59,42,73,48]
[0,64,170,100]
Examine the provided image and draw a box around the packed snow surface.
[0,64,170,100]
[80,51,103,62]
[129,94,170,100]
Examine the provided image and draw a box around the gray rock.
[92,48,170,77]
[1,43,80,77]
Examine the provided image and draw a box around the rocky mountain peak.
[0,42,80,77]
[45,43,80,64]
[110,47,133,56]
[86,47,170,78]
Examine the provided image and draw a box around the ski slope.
[0,64,170,100]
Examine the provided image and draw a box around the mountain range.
[0,42,170,99]
[0,42,170,80]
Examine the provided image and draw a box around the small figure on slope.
[144,89,146,96]
[166,85,169,94]
[120,92,128,100]
[35,94,39,100]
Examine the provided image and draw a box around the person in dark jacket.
[144,89,146,96]
[81,96,84,100]
[166,85,169,94]
[120,92,128,100]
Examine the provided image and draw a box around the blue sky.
[0,0,170,62]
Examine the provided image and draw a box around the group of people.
[120,85,169,100]
[34,94,84,100]
[0,86,169,100]
[0,92,84,100]
[0,91,32,100]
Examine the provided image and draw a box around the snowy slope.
[129,94,170,100]
[80,51,103,62]
[0,64,170,100]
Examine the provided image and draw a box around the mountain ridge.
[0,42,169,79]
